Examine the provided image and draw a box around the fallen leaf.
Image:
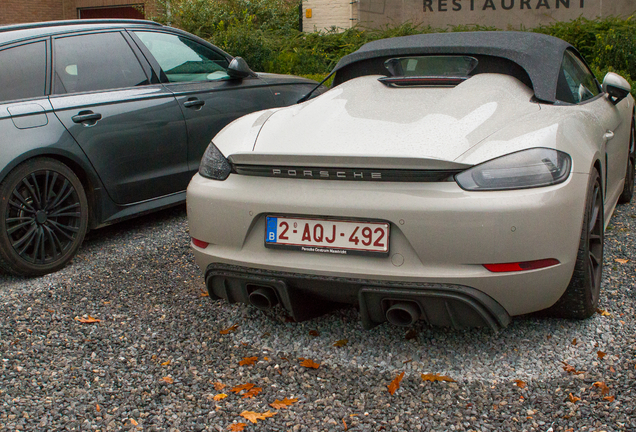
[421,373,456,383]
[220,324,238,335]
[546,335,552,339]
[200,289,209,297]
[241,387,262,399]
[213,382,226,391]
[74,315,101,324]
[161,360,171,366]
[561,361,584,375]
[593,381,610,396]
[228,423,247,431]
[343,418,348,430]
[96,404,101,412]
[571,338,577,346]
[387,371,405,395]
[231,383,255,394]
[269,397,298,409]
[405,329,418,340]
[46,309,55,313]
[240,410,277,424]
[213,393,228,401]
[568,393,580,403]
[241,342,248,347]
[597,351,607,360]
[309,330,319,336]
[514,380,527,389]
[239,357,258,366]
[333,339,348,347]
[596,308,611,317]
[614,258,629,264]
[402,359,413,364]
[162,376,174,384]
[130,419,138,426]
[610,366,616,373]
[603,395,615,402]
[300,359,320,369]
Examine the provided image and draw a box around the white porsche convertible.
[187,32,635,330]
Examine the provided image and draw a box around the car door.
[130,30,276,172]
[49,31,190,205]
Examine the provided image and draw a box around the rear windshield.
[384,56,478,78]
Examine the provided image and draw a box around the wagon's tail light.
[455,148,571,191]
[483,258,560,272]
[199,141,233,180]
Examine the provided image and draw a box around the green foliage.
[152,2,636,95]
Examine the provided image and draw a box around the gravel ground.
[1,201,635,432]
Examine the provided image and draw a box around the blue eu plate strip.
[266,217,278,243]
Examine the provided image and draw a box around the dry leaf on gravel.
[596,308,611,316]
[387,372,405,395]
[614,258,629,264]
[96,404,101,412]
[200,289,209,297]
[514,380,527,389]
[309,330,319,336]
[333,339,348,347]
[300,359,320,369]
[343,418,348,430]
[213,382,227,391]
[568,393,580,403]
[74,315,101,324]
[561,361,584,375]
[421,373,456,383]
[240,410,277,424]
[228,423,247,431]
[597,351,607,359]
[231,383,255,394]
[241,387,262,399]
[571,338,577,346]
[220,324,238,334]
[269,397,298,409]
[162,376,174,384]
[129,419,138,426]
[161,360,171,366]
[593,381,610,395]
[213,394,228,401]
[239,357,258,366]
[603,395,615,402]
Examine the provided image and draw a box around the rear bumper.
[205,263,511,330]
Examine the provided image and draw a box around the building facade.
[0,1,159,25]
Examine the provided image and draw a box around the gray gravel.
[1,202,635,432]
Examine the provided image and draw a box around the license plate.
[265,216,390,256]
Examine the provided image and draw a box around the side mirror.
[227,57,255,79]
[603,72,631,105]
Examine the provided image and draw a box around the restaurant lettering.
[423,0,585,11]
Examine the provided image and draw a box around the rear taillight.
[191,238,209,249]
[483,258,560,273]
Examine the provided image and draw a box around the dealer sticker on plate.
[265,216,389,256]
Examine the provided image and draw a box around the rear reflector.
[191,238,209,249]
[483,258,560,273]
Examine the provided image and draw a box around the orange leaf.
[603,395,615,402]
[228,423,247,431]
[213,393,228,401]
[568,393,580,403]
[343,418,347,430]
[200,289,210,297]
[162,376,174,384]
[614,258,629,264]
[269,397,298,409]
[239,410,277,424]
[610,366,616,373]
[239,356,258,366]
[514,380,527,389]
[213,382,226,391]
[263,356,269,361]
[96,404,101,412]
[387,371,405,395]
[421,373,456,383]
[596,308,611,316]
[593,381,610,396]
[333,339,348,347]
[161,360,171,366]
[561,361,584,375]
[571,338,577,346]
[241,387,262,399]
[130,419,138,426]
[309,330,319,336]
[220,324,238,335]
[75,315,101,324]
[597,351,607,360]
[231,383,255,394]
[300,359,320,369]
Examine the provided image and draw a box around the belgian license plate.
[265,216,390,256]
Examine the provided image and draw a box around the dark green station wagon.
[0,19,318,277]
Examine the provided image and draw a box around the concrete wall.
[359,0,636,30]
[303,0,358,32]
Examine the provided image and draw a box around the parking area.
[1,203,635,431]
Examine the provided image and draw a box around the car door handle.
[604,130,615,141]
[183,98,205,109]
[72,111,102,124]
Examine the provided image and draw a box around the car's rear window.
[0,42,46,103]
[384,56,478,78]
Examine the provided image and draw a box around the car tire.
[0,158,88,277]
[546,169,604,319]
[618,117,635,204]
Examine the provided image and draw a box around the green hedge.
[153,2,635,94]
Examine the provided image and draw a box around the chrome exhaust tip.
[248,286,279,310]
[386,302,421,326]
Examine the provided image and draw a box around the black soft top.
[333,31,573,103]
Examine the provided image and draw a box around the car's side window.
[53,32,149,94]
[133,31,230,83]
[0,42,46,103]
[556,50,601,104]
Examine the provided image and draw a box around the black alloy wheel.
[547,169,604,319]
[618,117,635,204]
[0,158,88,276]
